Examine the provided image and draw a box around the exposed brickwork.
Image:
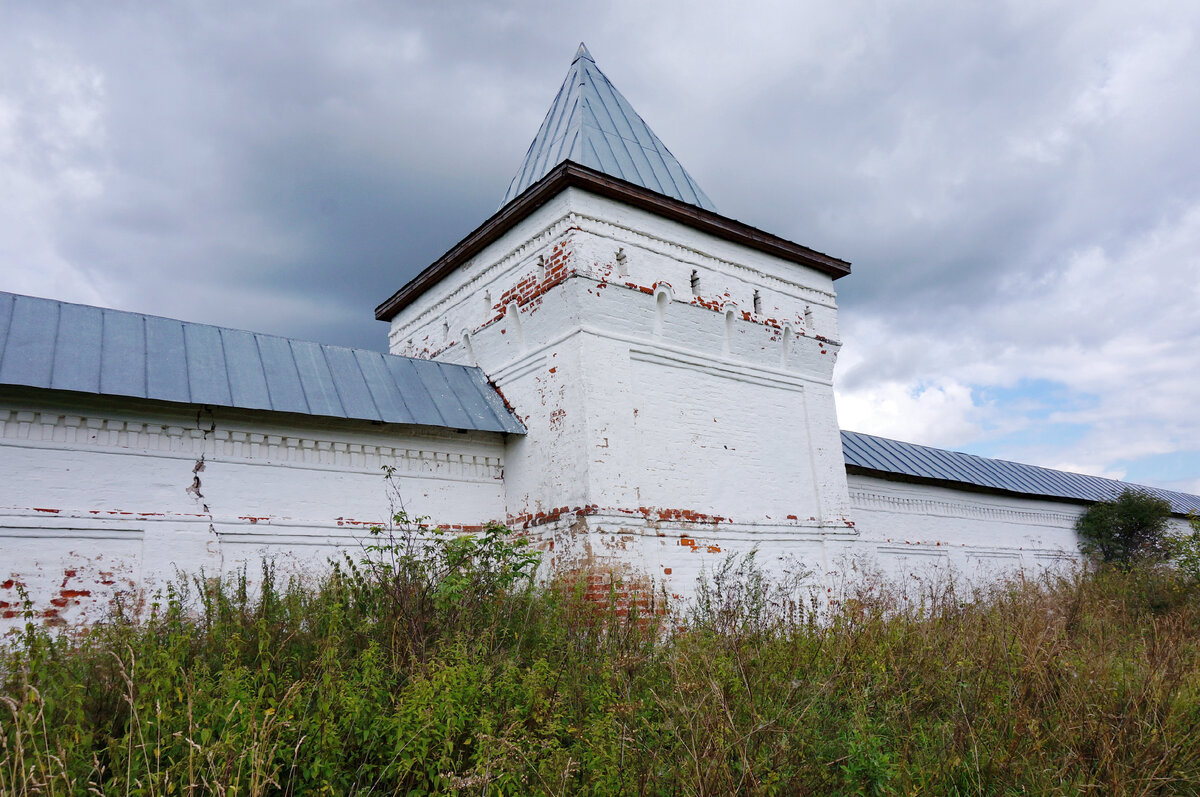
[506,503,837,533]
[509,504,600,530]
[496,240,574,314]
[414,236,580,361]
[678,536,722,554]
[1,561,138,628]
[560,568,668,626]
[404,223,839,363]
[639,507,728,524]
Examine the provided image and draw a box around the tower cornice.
[375,161,850,321]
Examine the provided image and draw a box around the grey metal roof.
[0,291,525,434]
[501,43,717,212]
[842,430,1200,516]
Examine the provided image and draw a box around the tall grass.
[3,531,1200,795]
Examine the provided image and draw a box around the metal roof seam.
[873,436,923,476]
[140,314,150,400]
[177,319,193,405]
[649,135,686,205]
[524,99,557,184]
[507,141,537,200]
[538,104,571,179]
[217,329,239,410]
[944,450,988,484]
[594,84,654,190]
[374,352,415,423]
[923,448,966,483]
[563,126,582,167]
[399,358,451,428]
[352,350,386,422]
[630,116,684,200]
[414,361,453,427]
[252,334,276,413]
[585,71,632,172]
[284,340,314,416]
[894,441,941,479]
[449,367,494,428]
[463,367,510,430]
[431,360,475,424]
[989,457,1038,494]
[437,364,486,428]
[309,343,344,418]
[46,299,62,390]
[545,74,578,168]
[91,307,105,391]
[0,295,12,363]
[511,69,574,203]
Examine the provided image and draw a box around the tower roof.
[501,43,716,212]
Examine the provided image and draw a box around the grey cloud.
[2,1,1199,483]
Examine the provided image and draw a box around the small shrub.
[354,510,542,660]
[1075,489,1172,566]
[690,549,815,634]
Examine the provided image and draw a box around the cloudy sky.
[3,1,1198,494]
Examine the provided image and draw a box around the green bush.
[1075,489,1173,566]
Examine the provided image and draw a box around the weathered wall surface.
[386,187,856,599]
[387,185,1200,604]
[846,474,1195,583]
[0,387,507,631]
[845,473,1084,582]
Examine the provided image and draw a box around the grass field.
[3,527,1200,795]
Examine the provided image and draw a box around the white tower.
[377,45,855,590]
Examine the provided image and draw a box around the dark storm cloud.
[2,1,576,348]
[2,1,1199,487]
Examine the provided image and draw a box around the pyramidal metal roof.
[842,430,1200,516]
[0,291,525,434]
[501,43,717,212]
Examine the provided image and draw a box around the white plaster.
[0,388,507,632]
[386,186,855,595]
[845,473,1084,581]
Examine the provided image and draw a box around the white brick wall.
[845,473,1083,583]
[0,387,508,631]
[388,187,857,597]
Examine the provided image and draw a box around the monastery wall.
[846,473,1194,583]
[0,387,507,632]
[845,473,1083,583]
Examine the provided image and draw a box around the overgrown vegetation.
[5,520,1200,795]
[1168,512,1200,586]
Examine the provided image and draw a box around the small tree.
[1075,489,1172,566]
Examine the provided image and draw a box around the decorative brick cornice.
[574,214,838,307]
[0,408,503,482]
[849,487,1079,527]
